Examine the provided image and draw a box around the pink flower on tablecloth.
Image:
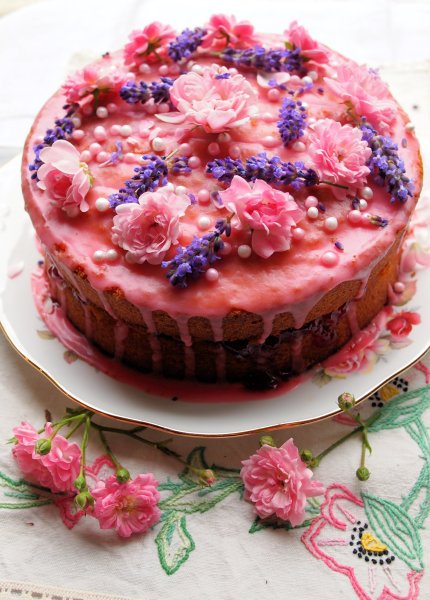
[91,473,161,538]
[37,140,91,217]
[201,14,257,50]
[240,439,324,526]
[124,22,176,65]
[219,176,304,258]
[158,64,257,133]
[111,189,189,264]
[284,21,330,66]
[324,64,396,130]
[386,309,421,343]
[308,119,371,188]
[63,65,127,103]
[302,484,423,599]
[11,422,81,493]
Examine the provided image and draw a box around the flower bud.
[35,438,51,455]
[338,392,356,411]
[356,466,370,481]
[75,490,94,510]
[74,474,87,492]
[198,469,216,486]
[116,467,131,483]
[259,435,276,448]
[300,449,314,464]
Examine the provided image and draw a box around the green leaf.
[368,386,430,432]
[155,513,195,575]
[362,492,424,572]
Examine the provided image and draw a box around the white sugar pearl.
[120,125,133,137]
[80,150,91,162]
[348,209,362,225]
[96,151,109,163]
[124,152,137,163]
[261,112,276,123]
[95,197,110,212]
[359,199,368,211]
[305,196,318,208]
[405,122,415,132]
[360,186,373,200]
[89,142,102,156]
[302,75,313,85]
[71,116,82,127]
[292,227,305,241]
[159,64,169,76]
[198,215,211,230]
[107,102,118,114]
[158,102,170,113]
[96,106,108,119]
[188,156,201,169]
[110,124,121,135]
[308,117,316,125]
[394,281,405,293]
[191,64,203,74]
[175,185,188,195]
[179,143,192,156]
[229,144,241,158]
[93,250,106,262]
[292,141,306,152]
[238,245,252,259]
[308,70,318,81]
[268,88,281,102]
[218,132,231,143]
[164,182,175,191]
[94,125,107,142]
[125,72,136,80]
[320,251,339,267]
[324,216,338,231]
[139,63,151,74]
[229,68,238,75]
[219,242,232,256]
[307,206,319,219]
[205,268,219,282]
[72,129,85,141]
[106,249,118,261]
[152,137,166,152]
[208,142,220,156]
[262,136,279,148]
[197,189,210,204]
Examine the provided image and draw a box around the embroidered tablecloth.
[1,1,430,598]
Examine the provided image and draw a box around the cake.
[22,16,422,389]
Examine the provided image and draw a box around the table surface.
[1,1,430,599]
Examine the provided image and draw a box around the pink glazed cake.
[22,16,422,388]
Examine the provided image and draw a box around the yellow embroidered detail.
[361,531,388,553]
[380,383,401,403]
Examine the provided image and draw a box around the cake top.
[22,15,422,324]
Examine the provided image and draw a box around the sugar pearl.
[218,132,231,143]
[139,63,151,74]
[359,199,368,210]
[96,106,108,119]
[89,142,102,156]
[120,125,133,137]
[301,75,313,85]
[205,268,219,282]
[229,68,238,75]
[96,151,109,163]
[268,88,281,102]
[80,150,91,162]
[106,249,118,261]
[229,144,241,158]
[93,250,106,262]
[125,72,136,80]
[164,182,175,191]
[292,227,305,241]
[262,136,279,148]
[405,122,415,132]
[188,156,201,169]
[324,216,338,231]
[107,102,118,114]
[197,189,210,204]
[179,143,192,156]
[308,70,318,81]
[238,244,252,258]
[208,142,220,156]
[72,129,85,141]
[110,124,121,135]
[360,186,373,200]
[219,242,232,256]
[198,215,212,230]
[348,209,362,225]
[191,64,203,74]
[292,141,306,152]
[320,251,339,267]
[307,206,319,219]
[71,116,82,127]
[152,137,166,152]
[393,281,405,293]
[159,64,169,76]
[261,112,276,123]
[305,196,318,208]
[124,152,137,163]
[176,185,187,195]
[94,125,107,142]
[95,197,110,212]
[158,102,170,113]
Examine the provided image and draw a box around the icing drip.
[138,307,162,373]
[114,322,129,359]
[176,316,195,378]
[290,331,304,373]
[346,301,359,335]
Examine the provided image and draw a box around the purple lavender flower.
[168,27,206,62]
[162,219,231,287]
[120,77,175,105]
[220,45,305,74]
[170,156,192,175]
[100,141,123,167]
[277,98,307,146]
[360,119,414,204]
[365,214,389,228]
[108,154,168,208]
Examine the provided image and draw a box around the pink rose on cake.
[324,63,396,130]
[219,176,304,258]
[63,65,128,103]
[157,64,258,133]
[111,189,189,264]
[124,21,176,65]
[284,21,330,66]
[308,119,371,189]
[37,140,91,217]
[201,14,257,50]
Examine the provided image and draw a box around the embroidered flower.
[386,309,421,343]
[302,484,423,599]
[308,119,371,188]
[111,189,189,264]
[63,65,127,103]
[240,439,324,525]
[284,21,330,66]
[157,64,257,133]
[219,176,304,258]
[91,473,161,538]
[201,14,257,50]
[11,422,81,493]
[124,22,176,65]
[324,64,397,130]
[36,140,91,217]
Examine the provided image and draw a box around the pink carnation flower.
[308,119,371,188]
[12,422,81,493]
[91,473,161,538]
[158,64,257,133]
[241,439,324,525]
[219,176,304,258]
[284,21,329,65]
[63,65,127,103]
[324,63,396,129]
[37,140,91,217]
[202,14,257,50]
[124,22,176,65]
[111,189,189,264]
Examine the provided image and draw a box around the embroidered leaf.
[155,512,195,575]
[159,479,243,514]
[0,472,54,509]
[368,386,430,432]
[36,329,55,340]
[362,492,424,572]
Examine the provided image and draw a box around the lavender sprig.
[220,45,305,74]
[170,156,191,175]
[119,77,175,105]
[162,219,231,287]
[360,119,414,204]
[277,98,307,146]
[100,141,123,167]
[108,154,168,209]
[168,27,207,62]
